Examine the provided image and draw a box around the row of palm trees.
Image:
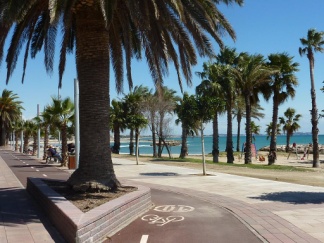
[0,92,74,167]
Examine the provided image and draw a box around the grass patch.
[152,157,311,172]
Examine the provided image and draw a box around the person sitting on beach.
[47,145,62,163]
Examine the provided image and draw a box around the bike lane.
[110,189,262,243]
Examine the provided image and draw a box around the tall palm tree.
[279,108,302,152]
[1,0,242,191]
[265,122,281,140]
[231,54,275,164]
[264,53,299,165]
[214,47,240,163]
[110,99,127,154]
[40,105,55,160]
[123,85,150,155]
[299,28,324,168]
[48,97,74,167]
[156,87,180,157]
[12,118,24,152]
[174,93,199,158]
[142,92,159,157]
[196,64,226,163]
[0,89,23,146]
[22,120,35,153]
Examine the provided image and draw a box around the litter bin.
[68,155,76,169]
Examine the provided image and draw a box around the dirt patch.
[44,180,137,213]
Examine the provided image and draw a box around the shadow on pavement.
[249,191,324,204]
[0,187,64,242]
[140,172,179,176]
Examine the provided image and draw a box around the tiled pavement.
[1,148,324,243]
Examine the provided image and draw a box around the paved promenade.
[0,147,324,242]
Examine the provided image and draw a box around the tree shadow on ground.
[249,191,324,204]
[0,187,64,241]
[140,172,179,176]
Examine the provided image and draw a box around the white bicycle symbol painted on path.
[141,214,184,226]
[154,205,195,213]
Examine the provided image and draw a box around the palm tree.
[196,64,226,163]
[265,53,299,165]
[0,89,23,146]
[231,54,275,164]
[279,108,302,152]
[47,97,74,167]
[40,105,55,160]
[142,92,159,157]
[123,85,150,155]
[110,99,127,154]
[12,118,24,152]
[1,0,242,191]
[22,120,35,153]
[155,87,180,157]
[174,93,199,158]
[265,122,281,140]
[299,28,324,168]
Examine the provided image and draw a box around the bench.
[45,150,58,164]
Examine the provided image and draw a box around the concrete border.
[26,177,152,243]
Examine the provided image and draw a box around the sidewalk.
[1,149,324,242]
[0,152,60,243]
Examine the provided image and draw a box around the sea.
[118,134,324,156]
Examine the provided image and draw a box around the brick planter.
[27,178,151,243]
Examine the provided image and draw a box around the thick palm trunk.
[129,129,134,155]
[67,7,120,191]
[15,131,19,151]
[61,124,68,166]
[226,102,234,163]
[309,61,320,167]
[112,125,120,154]
[32,134,37,156]
[43,126,49,160]
[269,96,279,165]
[236,114,242,152]
[151,121,157,157]
[179,126,188,158]
[0,121,6,146]
[23,134,29,153]
[244,94,252,164]
[212,113,219,163]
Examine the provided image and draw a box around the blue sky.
[1,0,324,136]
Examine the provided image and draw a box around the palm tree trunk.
[180,126,188,158]
[15,131,19,152]
[43,126,49,160]
[236,114,242,152]
[309,60,320,167]
[129,129,134,155]
[135,129,139,165]
[0,121,6,146]
[151,121,157,157]
[32,134,37,156]
[269,96,279,165]
[226,101,234,163]
[244,94,252,164]
[67,7,120,190]
[212,113,219,163]
[112,125,120,154]
[61,124,68,167]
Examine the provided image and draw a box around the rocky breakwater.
[259,144,324,154]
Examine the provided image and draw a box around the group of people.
[46,142,75,164]
[287,142,312,160]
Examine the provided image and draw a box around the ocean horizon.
[118,134,324,156]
